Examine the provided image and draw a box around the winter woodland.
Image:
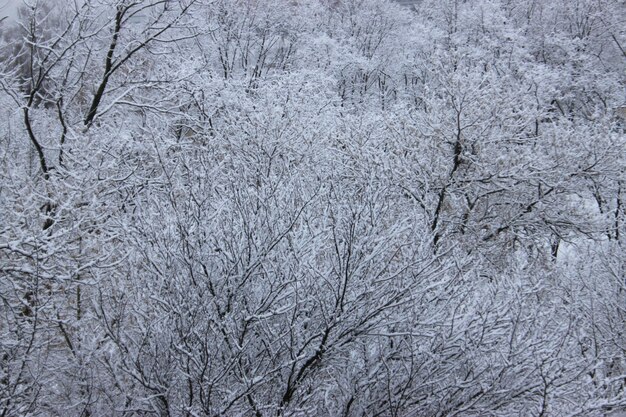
[0,0,625,415]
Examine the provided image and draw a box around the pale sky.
[0,0,19,22]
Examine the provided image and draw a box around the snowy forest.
[0,0,625,415]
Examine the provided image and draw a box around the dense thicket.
[1,0,624,415]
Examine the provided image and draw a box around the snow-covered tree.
[1,0,624,415]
